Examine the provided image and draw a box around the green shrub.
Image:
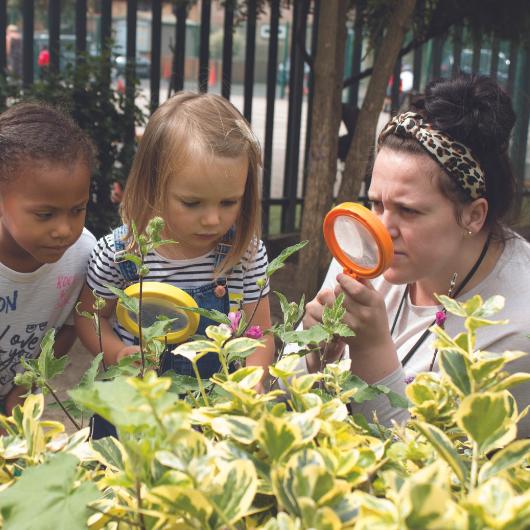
[1,221,529,529]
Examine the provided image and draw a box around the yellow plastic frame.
[115,282,200,344]
[323,202,394,279]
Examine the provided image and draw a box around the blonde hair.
[120,91,262,275]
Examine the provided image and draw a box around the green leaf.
[269,354,304,379]
[332,323,355,338]
[78,352,103,388]
[209,460,258,525]
[105,283,139,314]
[491,372,530,392]
[211,415,257,444]
[478,439,530,483]
[266,241,308,277]
[91,437,125,470]
[474,295,505,317]
[0,453,100,530]
[141,317,181,342]
[257,416,300,461]
[436,295,467,317]
[225,337,262,363]
[224,337,261,355]
[166,372,211,393]
[455,391,517,454]
[173,305,231,325]
[282,325,330,346]
[438,349,472,395]
[35,329,69,382]
[413,421,468,484]
[172,340,216,362]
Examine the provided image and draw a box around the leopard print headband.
[378,112,485,199]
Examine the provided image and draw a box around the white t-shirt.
[317,232,530,437]
[86,233,270,345]
[0,228,96,400]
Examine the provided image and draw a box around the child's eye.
[72,206,87,215]
[182,200,199,208]
[35,212,53,220]
[221,200,238,207]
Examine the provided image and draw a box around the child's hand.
[116,345,141,363]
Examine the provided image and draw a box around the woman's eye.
[370,200,383,212]
[400,206,419,215]
[221,200,238,207]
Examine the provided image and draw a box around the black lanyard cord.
[392,234,491,368]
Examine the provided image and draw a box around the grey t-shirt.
[0,228,96,400]
[308,232,530,437]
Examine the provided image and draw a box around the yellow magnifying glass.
[323,202,394,279]
[115,282,200,344]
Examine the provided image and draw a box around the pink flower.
[435,310,446,327]
[244,326,263,339]
[228,311,241,334]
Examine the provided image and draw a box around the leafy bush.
[0,53,147,238]
[1,220,529,529]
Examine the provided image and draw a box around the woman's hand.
[334,274,391,351]
[303,288,336,330]
[334,273,400,382]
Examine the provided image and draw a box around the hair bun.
[423,75,515,154]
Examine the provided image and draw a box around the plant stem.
[94,306,108,372]
[138,270,146,378]
[44,382,81,430]
[241,285,266,334]
[88,506,143,527]
[148,399,168,437]
[470,441,479,491]
[218,348,230,377]
[318,341,331,390]
[192,361,209,406]
[135,480,147,530]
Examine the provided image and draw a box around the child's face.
[162,153,248,259]
[0,159,90,272]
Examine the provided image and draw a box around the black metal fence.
[1,0,529,237]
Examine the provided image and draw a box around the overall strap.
[112,225,139,282]
[213,227,235,281]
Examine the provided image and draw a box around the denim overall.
[90,226,232,440]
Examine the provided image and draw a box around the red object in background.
[110,182,123,205]
[116,78,125,94]
[38,48,50,68]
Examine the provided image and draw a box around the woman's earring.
[464,229,473,238]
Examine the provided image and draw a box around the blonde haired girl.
[76,93,274,436]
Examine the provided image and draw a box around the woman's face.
[369,147,469,286]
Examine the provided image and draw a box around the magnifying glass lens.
[127,298,190,332]
[333,216,380,269]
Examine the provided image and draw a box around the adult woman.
[303,75,530,437]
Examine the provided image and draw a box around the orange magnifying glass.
[323,202,394,279]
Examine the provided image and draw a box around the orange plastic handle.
[323,202,394,279]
